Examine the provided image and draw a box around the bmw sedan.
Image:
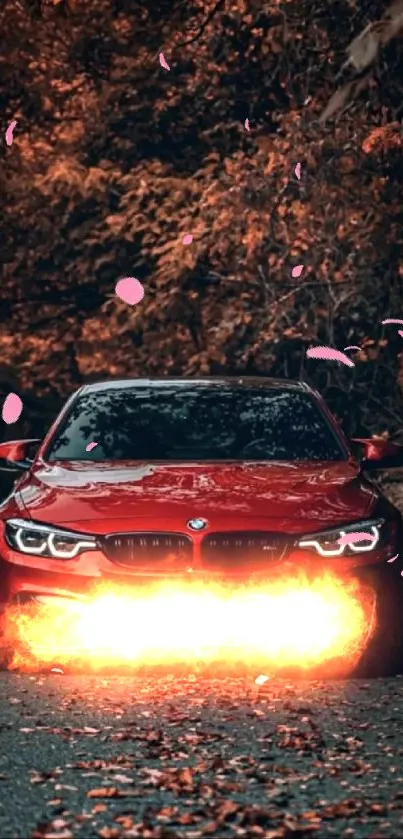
[0,376,403,677]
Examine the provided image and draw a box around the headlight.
[297,518,387,557]
[5,518,96,559]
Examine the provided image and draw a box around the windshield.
[45,385,346,462]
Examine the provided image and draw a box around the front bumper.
[0,534,398,605]
[0,555,396,609]
[0,512,400,608]
[2,542,402,676]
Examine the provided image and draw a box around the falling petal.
[255,674,270,685]
[306,346,355,368]
[50,667,64,674]
[5,120,17,147]
[294,162,301,180]
[338,531,373,547]
[115,277,145,306]
[344,345,361,351]
[182,234,193,245]
[292,264,304,278]
[2,393,23,424]
[86,442,98,452]
[399,331,403,338]
[382,318,403,325]
[244,118,250,131]
[387,554,399,563]
[159,52,170,71]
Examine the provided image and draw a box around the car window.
[44,386,346,462]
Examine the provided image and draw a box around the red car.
[1,376,403,676]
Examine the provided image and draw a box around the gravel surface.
[1,672,403,838]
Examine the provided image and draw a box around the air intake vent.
[201,531,290,567]
[100,532,193,568]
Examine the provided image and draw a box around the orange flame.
[3,572,375,676]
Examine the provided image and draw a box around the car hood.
[13,460,377,534]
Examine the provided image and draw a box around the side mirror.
[0,439,41,471]
[351,437,403,471]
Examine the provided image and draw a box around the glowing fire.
[3,573,375,675]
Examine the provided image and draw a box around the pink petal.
[182,234,193,245]
[306,346,355,368]
[398,330,403,338]
[291,264,304,278]
[5,120,17,147]
[338,531,373,547]
[244,118,250,131]
[2,393,23,424]
[387,554,399,563]
[382,318,403,325]
[159,52,170,71]
[294,162,301,179]
[343,345,360,351]
[115,277,145,306]
[86,442,98,452]
[255,674,270,685]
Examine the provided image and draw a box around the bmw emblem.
[187,518,208,532]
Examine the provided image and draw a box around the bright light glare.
[4,574,374,674]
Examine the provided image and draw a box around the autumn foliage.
[1,0,403,438]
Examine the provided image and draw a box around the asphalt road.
[1,672,403,839]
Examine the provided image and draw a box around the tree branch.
[176,0,226,48]
[319,0,403,122]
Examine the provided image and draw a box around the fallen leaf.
[112,774,133,784]
[31,772,52,784]
[215,800,240,821]
[178,813,197,825]
[87,787,121,799]
[177,767,194,787]
[114,816,133,828]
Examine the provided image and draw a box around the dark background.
[1,0,403,446]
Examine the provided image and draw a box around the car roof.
[79,377,313,395]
